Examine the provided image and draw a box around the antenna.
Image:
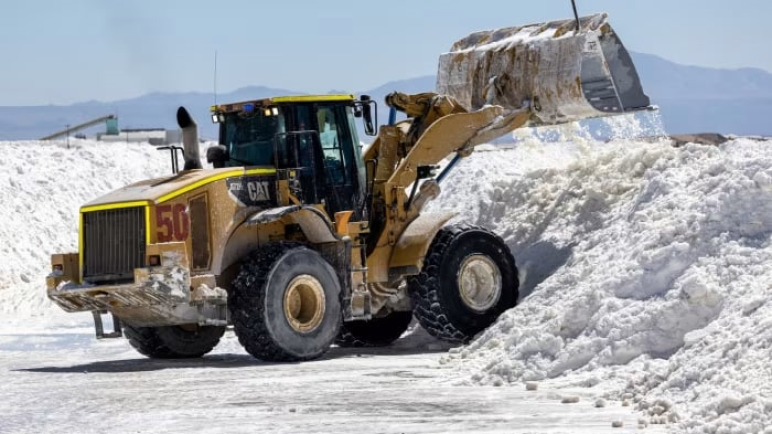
[213,50,218,106]
[571,0,580,32]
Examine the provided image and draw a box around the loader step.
[92,311,122,339]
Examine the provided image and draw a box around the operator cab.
[208,95,376,218]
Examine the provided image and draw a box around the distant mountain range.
[1,52,770,141]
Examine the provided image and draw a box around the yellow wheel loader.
[45,13,652,361]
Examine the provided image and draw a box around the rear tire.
[335,311,414,348]
[123,324,225,359]
[230,242,342,362]
[408,224,518,343]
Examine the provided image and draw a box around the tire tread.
[408,223,518,343]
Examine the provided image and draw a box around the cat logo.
[226,176,275,207]
[247,181,270,202]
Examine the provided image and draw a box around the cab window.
[221,112,285,167]
[317,107,346,185]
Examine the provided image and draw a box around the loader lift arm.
[361,92,533,283]
[365,91,532,212]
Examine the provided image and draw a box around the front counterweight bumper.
[46,246,228,327]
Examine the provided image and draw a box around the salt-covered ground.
[0,311,657,434]
[1,129,771,433]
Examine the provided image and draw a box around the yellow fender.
[215,205,341,278]
[388,212,456,280]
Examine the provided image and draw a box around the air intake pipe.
[176,106,203,171]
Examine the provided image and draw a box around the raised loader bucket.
[437,13,652,126]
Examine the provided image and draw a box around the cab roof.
[211,94,355,114]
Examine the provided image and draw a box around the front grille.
[82,206,146,284]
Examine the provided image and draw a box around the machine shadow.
[16,341,458,374]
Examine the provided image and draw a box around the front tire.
[123,324,225,359]
[408,224,519,343]
[230,242,342,362]
[335,311,414,348]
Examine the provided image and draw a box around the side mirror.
[359,95,377,136]
[206,145,229,168]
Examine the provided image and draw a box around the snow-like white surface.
[429,130,772,433]
[1,129,771,433]
[0,313,656,434]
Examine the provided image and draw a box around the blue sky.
[1,0,770,105]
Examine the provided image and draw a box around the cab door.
[313,104,366,217]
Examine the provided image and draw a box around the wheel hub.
[283,275,326,333]
[458,254,502,313]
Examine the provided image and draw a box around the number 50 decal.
[156,204,189,242]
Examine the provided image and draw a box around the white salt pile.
[432,131,772,432]
[0,139,171,315]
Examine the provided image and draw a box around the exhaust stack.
[176,107,203,171]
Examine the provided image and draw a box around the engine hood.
[81,167,276,210]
